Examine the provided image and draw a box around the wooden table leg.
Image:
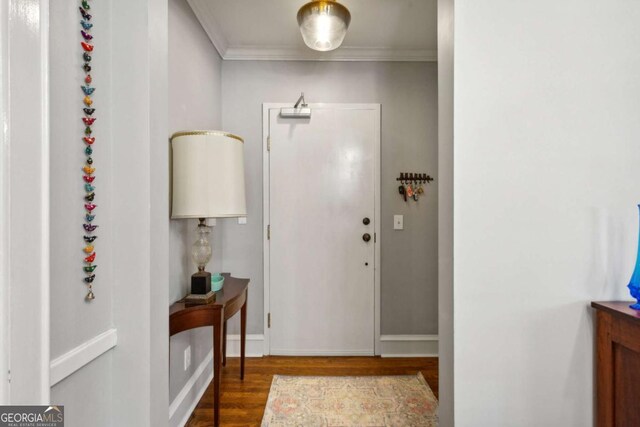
[240,293,247,380]
[596,310,614,427]
[222,320,227,367]
[213,309,224,427]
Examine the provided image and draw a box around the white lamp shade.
[171,131,247,219]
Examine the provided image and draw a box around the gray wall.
[168,0,223,408]
[50,0,114,424]
[220,61,438,336]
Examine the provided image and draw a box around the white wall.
[49,0,170,424]
[47,0,219,423]
[220,61,439,338]
[50,356,112,426]
[453,1,640,425]
[50,0,113,366]
[110,0,169,423]
[49,0,114,422]
[168,0,223,423]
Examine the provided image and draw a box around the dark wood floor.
[185,356,439,427]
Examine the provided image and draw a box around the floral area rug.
[261,373,438,426]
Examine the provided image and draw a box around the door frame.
[0,0,9,403]
[0,0,51,403]
[262,103,382,356]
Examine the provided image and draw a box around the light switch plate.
[394,215,404,230]
[184,346,191,371]
[238,217,247,225]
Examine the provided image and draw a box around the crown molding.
[186,0,436,62]
[222,46,437,62]
[186,0,228,57]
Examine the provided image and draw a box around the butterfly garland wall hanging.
[80,0,97,300]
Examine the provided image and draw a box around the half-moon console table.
[591,301,640,427]
[170,274,249,427]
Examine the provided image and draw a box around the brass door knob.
[362,233,371,242]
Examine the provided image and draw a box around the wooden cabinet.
[592,301,640,427]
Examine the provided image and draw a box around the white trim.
[39,0,51,402]
[437,1,455,423]
[373,105,382,356]
[263,103,382,356]
[5,0,50,403]
[186,0,229,58]
[222,47,437,62]
[262,104,271,356]
[169,349,213,427]
[267,349,374,357]
[0,0,9,405]
[225,334,264,357]
[50,329,118,386]
[380,335,439,358]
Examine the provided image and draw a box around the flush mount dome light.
[297,0,351,52]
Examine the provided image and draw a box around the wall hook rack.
[396,172,434,184]
[396,172,434,202]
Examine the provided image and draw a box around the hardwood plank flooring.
[184,356,438,427]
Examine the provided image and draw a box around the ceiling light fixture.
[297,0,351,52]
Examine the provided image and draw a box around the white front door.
[267,104,380,355]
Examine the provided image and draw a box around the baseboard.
[269,349,374,356]
[379,335,438,357]
[50,328,118,386]
[225,334,264,357]
[169,349,214,427]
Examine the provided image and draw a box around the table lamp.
[171,130,247,294]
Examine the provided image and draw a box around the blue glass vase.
[628,205,640,310]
